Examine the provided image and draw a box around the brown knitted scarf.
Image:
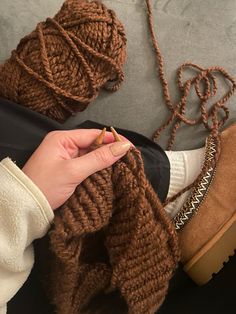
[46,145,180,314]
[1,0,236,313]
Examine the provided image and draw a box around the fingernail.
[110,141,131,156]
[110,126,122,142]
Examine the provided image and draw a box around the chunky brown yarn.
[47,146,180,314]
[0,0,126,122]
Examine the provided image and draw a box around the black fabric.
[1,98,235,314]
[0,98,170,201]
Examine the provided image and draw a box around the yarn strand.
[145,0,236,205]
[145,0,236,147]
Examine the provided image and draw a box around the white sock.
[164,147,205,218]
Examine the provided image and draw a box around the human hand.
[22,129,131,210]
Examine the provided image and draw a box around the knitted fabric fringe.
[0,0,126,122]
[46,147,180,314]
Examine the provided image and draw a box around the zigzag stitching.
[174,167,214,229]
[186,168,213,210]
[206,139,216,161]
[174,136,217,230]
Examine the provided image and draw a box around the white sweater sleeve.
[0,157,54,314]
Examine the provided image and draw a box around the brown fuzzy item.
[0,0,126,122]
[47,147,180,314]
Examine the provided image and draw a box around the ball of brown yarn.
[0,0,126,122]
[44,147,180,314]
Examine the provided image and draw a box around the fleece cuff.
[0,157,54,224]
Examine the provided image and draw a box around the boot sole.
[183,211,236,285]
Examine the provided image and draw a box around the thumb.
[70,141,131,182]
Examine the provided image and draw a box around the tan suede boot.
[173,123,236,285]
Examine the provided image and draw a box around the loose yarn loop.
[47,148,180,314]
[145,0,236,150]
[0,0,126,122]
[154,64,235,149]
[145,0,236,205]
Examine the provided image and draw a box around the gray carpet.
[1,0,236,149]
